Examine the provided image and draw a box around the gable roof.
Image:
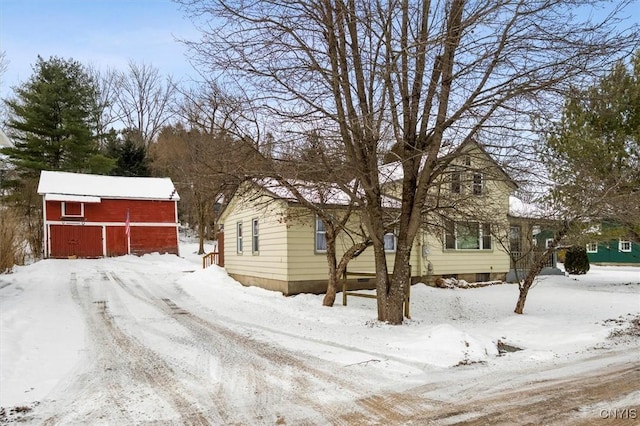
[37,171,180,201]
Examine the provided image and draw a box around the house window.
[384,233,397,252]
[619,240,632,253]
[236,222,243,254]
[62,202,83,217]
[445,221,492,250]
[586,242,598,253]
[252,218,259,253]
[509,226,521,253]
[545,239,555,249]
[315,217,327,252]
[472,173,484,195]
[451,171,461,194]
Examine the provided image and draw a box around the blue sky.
[1,0,639,101]
[0,0,200,98]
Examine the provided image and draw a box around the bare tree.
[87,66,120,149]
[114,61,177,148]
[179,0,639,324]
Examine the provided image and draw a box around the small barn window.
[252,218,259,254]
[62,202,83,218]
[586,242,598,253]
[315,217,327,253]
[236,222,243,254]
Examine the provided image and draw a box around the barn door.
[50,225,103,258]
[106,226,128,257]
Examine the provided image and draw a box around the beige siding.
[222,193,290,281]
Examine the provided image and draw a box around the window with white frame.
[62,202,84,217]
[472,172,484,195]
[545,238,555,249]
[619,240,632,252]
[384,233,397,252]
[445,221,492,250]
[315,217,327,252]
[236,222,243,254]
[586,242,598,253]
[251,218,259,253]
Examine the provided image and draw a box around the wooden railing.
[510,250,556,270]
[341,269,411,319]
[202,251,221,269]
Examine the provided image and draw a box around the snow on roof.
[509,196,549,219]
[38,171,180,201]
[256,178,400,208]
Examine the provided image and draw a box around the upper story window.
[315,217,327,252]
[252,218,259,253]
[451,171,461,194]
[619,240,632,253]
[62,202,84,218]
[472,172,484,195]
[586,242,598,253]
[236,222,243,254]
[445,221,492,250]
[384,232,397,252]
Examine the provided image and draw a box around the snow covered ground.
[1,240,638,424]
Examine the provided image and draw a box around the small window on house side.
[545,239,555,249]
[237,222,243,254]
[619,240,632,253]
[252,218,259,253]
[384,233,397,252]
[315,217,327,252]
[586,242,598,253]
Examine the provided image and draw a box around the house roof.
[37,170,180,201]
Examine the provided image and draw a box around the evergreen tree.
[106,130,150,177]
[1,56,114,176]
[564,246,590,275]
[543,52,640,241]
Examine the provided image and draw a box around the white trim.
[44,220,178,227]
[174,202,180,256]
[61,201,85,218]
[101,226,107,257]
[45,193,101,203]
[42,196,48,257]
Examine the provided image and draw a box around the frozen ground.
[1,240,638,424]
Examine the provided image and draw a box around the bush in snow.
[564,245,590,275]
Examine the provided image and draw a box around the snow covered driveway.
[1,249,639,424]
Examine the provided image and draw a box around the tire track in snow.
[109,270,438,425]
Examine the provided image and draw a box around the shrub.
[0,207,27,273]
[564,245,590,275]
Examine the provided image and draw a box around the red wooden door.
[106,226,128,257]
[50,225,103,258]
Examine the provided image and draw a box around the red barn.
[37,171,180,258]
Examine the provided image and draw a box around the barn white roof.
[38,171,180,201]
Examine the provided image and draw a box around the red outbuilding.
[37,171,180,258]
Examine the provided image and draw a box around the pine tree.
[2,56,114,176]
[543,52,640,241]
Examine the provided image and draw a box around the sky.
[1,1,639,102]
[0,0,201,99]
